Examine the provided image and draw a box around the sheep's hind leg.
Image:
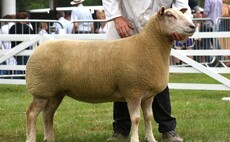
[43,95,64,142]
[127,99,141,142]
[26,96,49,142]
[141,98,157,142]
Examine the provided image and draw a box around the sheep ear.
[158,7,165,16]
[180,8,187,14]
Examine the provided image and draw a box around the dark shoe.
[107,132,129,141]
[162,130,183,142]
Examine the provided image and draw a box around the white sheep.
[25,7,195,142]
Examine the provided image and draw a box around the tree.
[16,0,102,11]
[17,0,49,11]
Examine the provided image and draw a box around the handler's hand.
[171,32,186,41]
[114,16,134,38]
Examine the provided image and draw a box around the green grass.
[0,74,229,142]
[169,73,230,84]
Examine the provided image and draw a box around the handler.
[102,0,193,142]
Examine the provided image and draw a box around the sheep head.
[157,7,195,40]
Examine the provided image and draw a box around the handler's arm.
[102,0,134,38]
[102,0,122,21]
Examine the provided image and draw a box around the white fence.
[0,18,230,91]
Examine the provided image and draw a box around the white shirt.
[0,22,17,65]
[98,23,108,33]
[102,0,192,39]
[0,22,15,49]
[39,29,48,35]
[53,17,72,34]
[203,0,222,27]
[71,4,94,32]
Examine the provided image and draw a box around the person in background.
[64,11,73,34]
[65,11,72,21]
[9,11,34,78]
[189,0,202,23]
[222,0,230,17]
[53,11,71,34]
[202,0,222,64]
[95,10,108,33]
[203,0,223,23]
[220,0,230,31]
[102,0,192,142]
[218,0,230,66]
[189,0,200,14]
[0,14,17,75]
[70,0,94,34]
[38,22,48,35]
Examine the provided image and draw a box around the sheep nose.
[189,24,195,29]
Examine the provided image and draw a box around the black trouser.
[15,56,29,79]
[112,86,176,136]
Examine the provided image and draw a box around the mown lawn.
[0,73,229,142]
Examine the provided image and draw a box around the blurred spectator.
[222,0,230,17]
[0,15,17,65]
[218,0,230,66]
[9,11,34,78]
[38,22,48,34]
[70,0,94,33]
[189,0,203,21]
[189,0,200,14]
[65,11,71,21]
[203,0,222,27]
[53,11,71,34]
[219,0,230,31]
[9,12,34,48]
[65,11,73,34]
[201,0,222,63]
[0,14,17,75]
[95,10,108,33]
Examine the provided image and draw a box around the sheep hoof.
[44,139,54,142]
[145,137,157,142]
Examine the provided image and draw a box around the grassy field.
[0,74,229,142]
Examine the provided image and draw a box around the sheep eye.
[165,12,176,19]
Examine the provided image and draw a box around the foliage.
[17,0,49,11]
[198,0,204,7]
[16,0,102,11]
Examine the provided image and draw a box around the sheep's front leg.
[26,96,48,142]
[141,98,157,142]
[127,99,141,142]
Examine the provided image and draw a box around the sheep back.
[26,7,195,103]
